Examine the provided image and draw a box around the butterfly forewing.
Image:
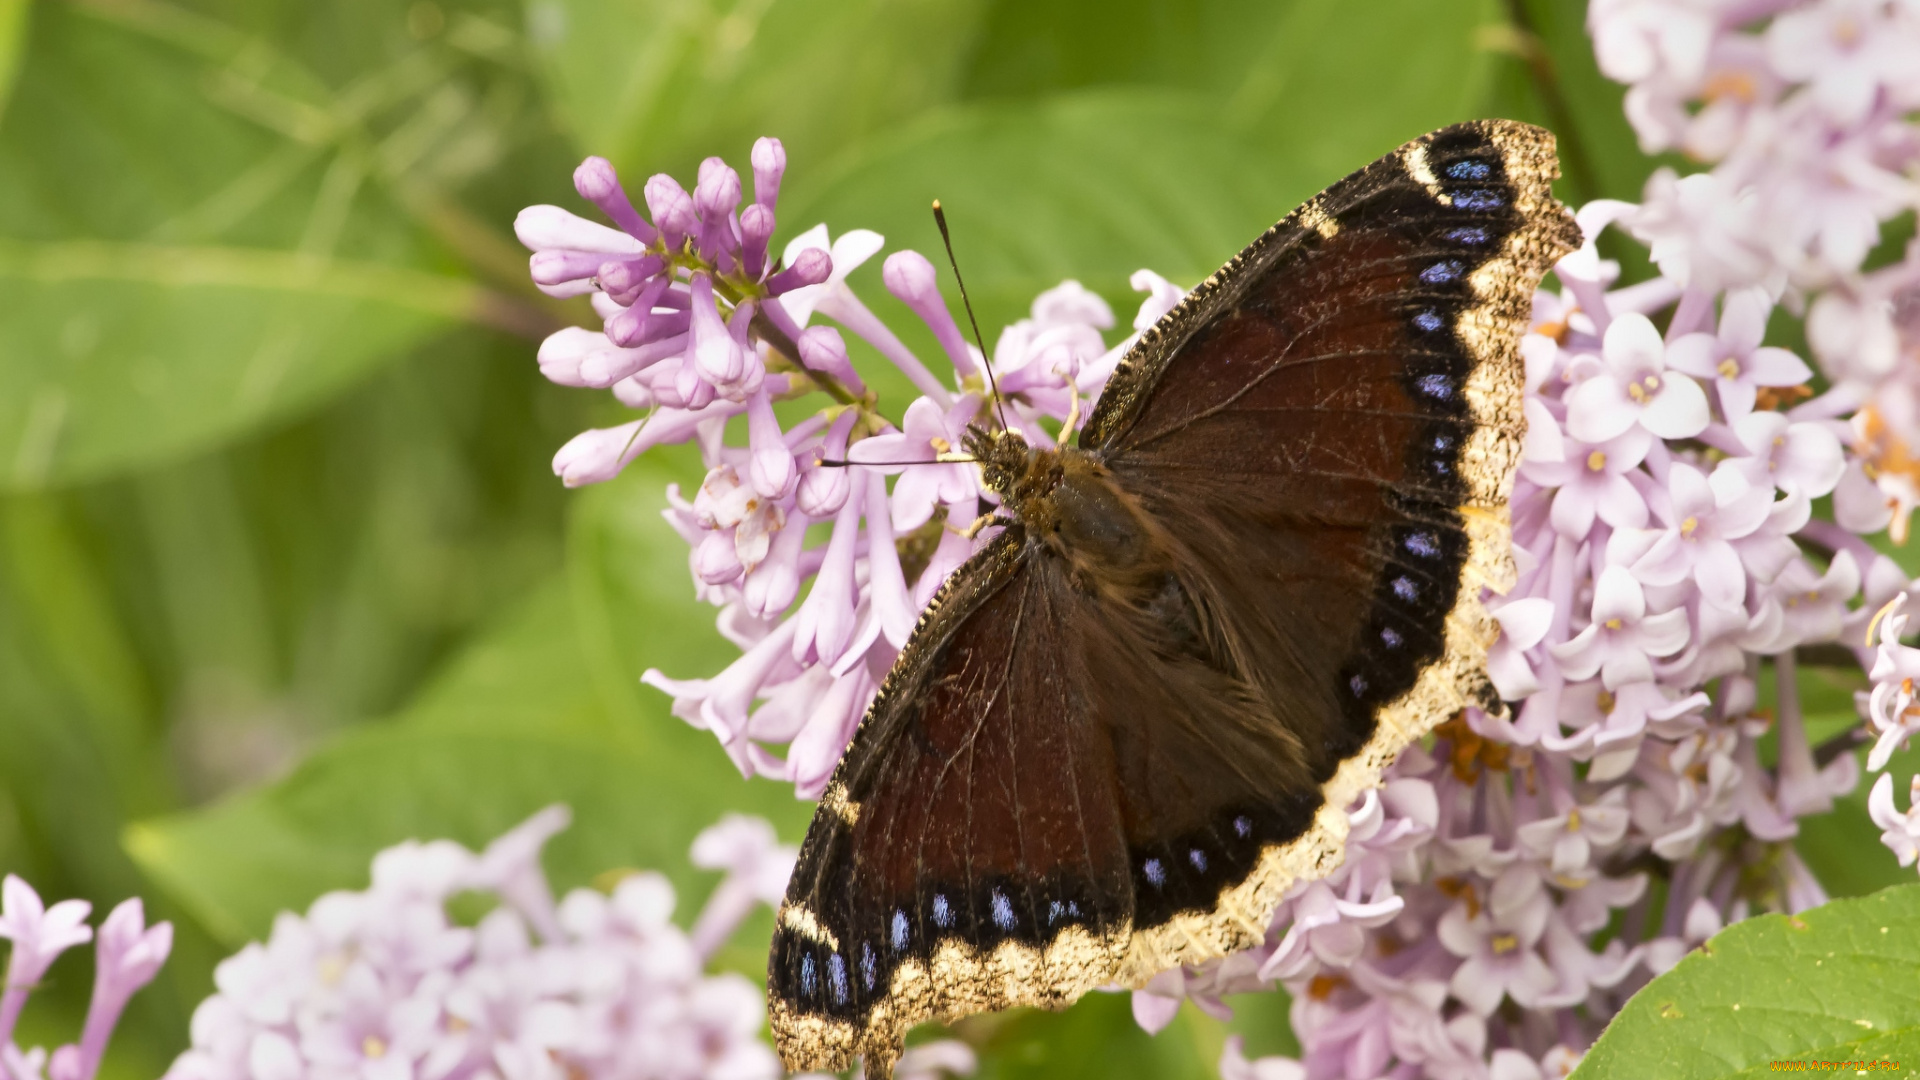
[769,120,1579,1075]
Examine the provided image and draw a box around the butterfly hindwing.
[769,120,1579,1074]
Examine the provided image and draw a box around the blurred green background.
[0,0,1908,1077]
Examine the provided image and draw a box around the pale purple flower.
[1724,410,1845,497]
[0,879,169,1080]
[1563,313,1710,442]
[1665,287,1813,420]
[1865,595,1920,770]
[848,396,981,531]
[1868,772,1920,868]
[1550,566,1692,689]
[1515,791,1631,885]
[1613,463,1790,609]
[1436,870,1558,1016]
[1521,421,1654,536]
[165,808,794,1080]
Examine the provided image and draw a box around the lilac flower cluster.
[514,7,1920,1071]
[1588,0,1920,879]
[164,808,813,1080]
[0,876,172,1080]
[518,139,1182,796]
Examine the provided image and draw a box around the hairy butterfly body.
[769,120,1581,1078]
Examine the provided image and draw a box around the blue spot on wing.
[1415,373,1452,399]
[800,953,817,996]
[1393,576,1418,602]
[1413,310,1444,332]
[860,942,876,990]
[1420,260,1464,284]
[1234,815,1252,839]
[990,888,1016,931]
[1382,626,1403,648]
[1446,159,1493,180]
[828,952,848,1004]
[891,909,909,951]
[1189,848,1208,873]
[1452,189,1504,211]
[1405,531,1439,558]
[1444,225,1489,244]
[932,894,953,929]
[1143,858,1165,887]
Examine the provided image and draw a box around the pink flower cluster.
[164,809,809,1080]
[0,876,172,1080]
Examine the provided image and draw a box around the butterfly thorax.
[963,425,1169,599]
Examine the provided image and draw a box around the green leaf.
[0,0,543,489]
[1573,884,1920,1079]
[128,453,812,947]
[0,238,494,488]
[524,0,988,179]
[0,0,26,123]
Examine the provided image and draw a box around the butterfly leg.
[955,512,1002,540]
[1057,380,1083,449]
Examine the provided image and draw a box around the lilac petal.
[1640,373,1709,438]
[864,472,918,647]
[1492,598,1554,650]
[571,157,656,244]
[1548,483,1598,538]
[766,248,831,296]
[1717,376,1758,421]
[512,206,645,255]
[744,509,808,618]
[1662,332,1719,378]
[694,530,743,585]
[1594,471,1649,529]
[1563,375,1638,443]
[1746,345,1811,385]
[882,251,977,378]
[795,411,857,516]
[689,275,744,389]
[744,392,795,499]
[1591,566,1647,624]
[750,136,786,211]
[1628,530,1691,588]
[642,174,698,245]
[1694,539,1747,607]
[739,203,774,280]
[1522,397,1564,462]
[1718,286,1771,354]
[1601,312,1665,378]
[787,671,868,799]
[792,495,863,667]
[1451,957,1507,1016]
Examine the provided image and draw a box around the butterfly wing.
[1083,119,1580,979]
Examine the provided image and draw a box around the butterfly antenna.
[932,200,1010,433]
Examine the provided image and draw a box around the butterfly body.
[768,121,1582,1079]
[968,427,1178,607]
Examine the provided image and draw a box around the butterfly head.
[963,424,1053,507]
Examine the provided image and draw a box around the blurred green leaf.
[0,0,26,123]
[129,453,812,946]
[0,0,549,489]
[524,0,988,178]
[0,238,497,488]
[1573,884,1920,1079]
[963,0,1501,178]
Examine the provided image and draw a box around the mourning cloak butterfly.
[768,120,1580,1077]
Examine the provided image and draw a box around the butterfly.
[768,120,1580,1078]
